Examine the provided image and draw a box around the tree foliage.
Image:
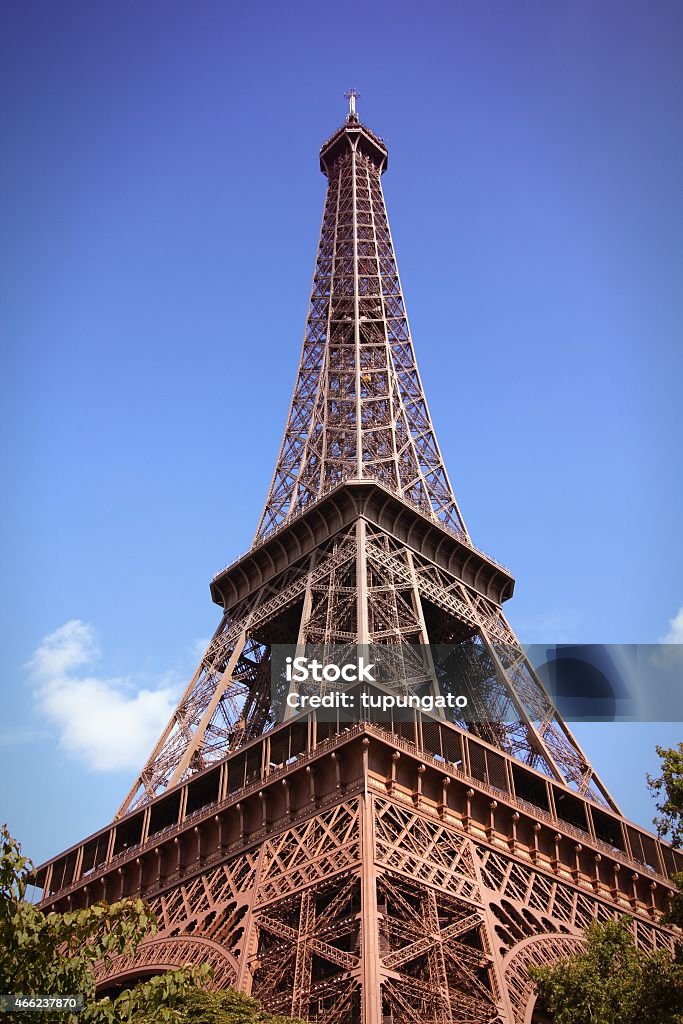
[647,742,683,847]
[647,742,683,925]
[529,916,683,1024]
[131,988,305,1023]
[0,826,301,1024]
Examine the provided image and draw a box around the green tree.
[647,742,683,925]
[131,988,305,1024]
[528,916,683,1024]
[0,823,207,1023]
[647,742,683,847]
[2,825,302,1024]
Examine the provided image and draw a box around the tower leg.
[361,787,382,1024]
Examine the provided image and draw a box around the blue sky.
[1,1,681,866]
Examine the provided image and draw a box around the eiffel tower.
[37,95,681,1024]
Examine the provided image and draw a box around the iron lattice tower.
[37,99,681,1024]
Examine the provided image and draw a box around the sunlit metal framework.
[37,102,682,1024]
[117,106,617,819]
[255,112,465,541]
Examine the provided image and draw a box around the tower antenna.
[344,87,360,120]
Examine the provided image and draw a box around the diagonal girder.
[258,913,358,971]
[383,911,484,970]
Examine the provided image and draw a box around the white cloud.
[660,606,683,644]
[26,619,97,678]
[649,605,683,672]
[27,620,179,773]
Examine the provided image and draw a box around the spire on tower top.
[344,87,359,122]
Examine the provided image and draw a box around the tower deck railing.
[213,477,510,582]
[40,720,672,910]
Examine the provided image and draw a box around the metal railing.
[213,477,510,582]
[41,720,671,909]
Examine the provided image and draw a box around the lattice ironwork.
[96,935,239,991]
[113,98,619,818]
[255,110,467,542]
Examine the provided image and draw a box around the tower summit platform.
[320,91,388,175]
